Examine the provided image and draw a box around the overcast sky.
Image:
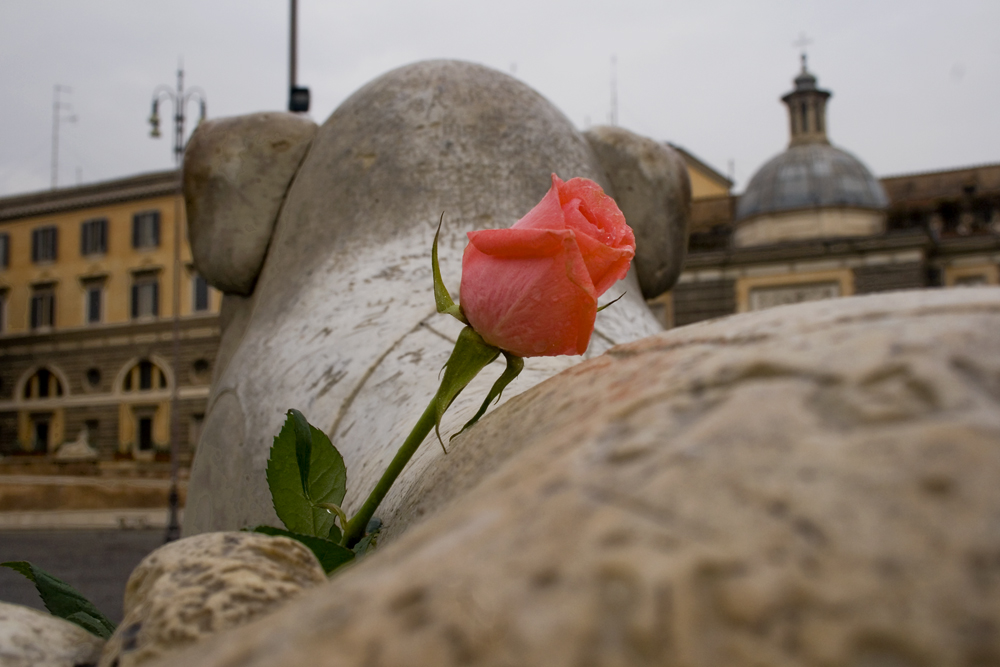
[1,1,997,198]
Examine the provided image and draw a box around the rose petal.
[573,231,635,296]
[460,233,596,357]
[508,182,565,232]
[555,176,628,246]
[468,228,573,259]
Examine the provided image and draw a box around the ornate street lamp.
[148,65,206,543]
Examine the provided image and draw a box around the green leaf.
[453,351,524,440]
[267,412,348,538]
[432,326,501,450]
[1,561,115,638]
[432,213,468,324]
[65,611,112,638]
[290,409,313,499]
[250,526,355,575]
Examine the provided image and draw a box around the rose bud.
[459,174,636,357]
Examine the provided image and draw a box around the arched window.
[122,359,168,392]
[23,367,64,399]
[18,366,66,454]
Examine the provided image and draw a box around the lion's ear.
[184,112,317,296]
[583,126,691,300]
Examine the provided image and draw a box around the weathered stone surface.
[97,531,325,667]
[183,112,317,295]
[585,126,692,298]
[183,60,671,537]
[157,288,1000,666]
[0,601,104,667]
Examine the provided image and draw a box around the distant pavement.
[0,528,165,623]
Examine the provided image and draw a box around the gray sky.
[2,1,997,198]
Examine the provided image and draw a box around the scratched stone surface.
[0,601,105,667]
[97,532,326,667]
[153,288,1000,667]
[181,60,685,536]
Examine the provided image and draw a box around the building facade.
[1,89,996,464]
[0,170,220,464]
[668,61,1000,327]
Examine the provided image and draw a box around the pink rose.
[459,174,636,357]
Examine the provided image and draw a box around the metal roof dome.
[736,58,888,222]
[736,143,888,221]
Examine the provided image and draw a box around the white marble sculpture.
[181,60,691,536]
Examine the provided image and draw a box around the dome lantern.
[732,57,889,247]
[782,55,832,147]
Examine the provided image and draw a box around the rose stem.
[342,399,438,548]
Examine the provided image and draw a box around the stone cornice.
[0,170,180,222]
[0,313,219,352]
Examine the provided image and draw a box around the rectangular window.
[31,415,51,453]
[193,274,210,312]
[85,284,103,324]
[31,226,58,263]
[0,233,9,269]
[138,417,153,451]
[132,211,160,249]
[80,218,108,256]
[30,285,56,329]
[85,420,99,444]
[131,273,159,319]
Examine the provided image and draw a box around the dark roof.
[0,170,180,222]
[736,143,888,221]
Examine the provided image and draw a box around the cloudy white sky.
[1,1,997,198]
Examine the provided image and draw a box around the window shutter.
[48,292,55,327]
[100,219,107,253]
[30,296,38,328]
[152,282,159,316]
[131,284,139,318]
[152,214,160,247]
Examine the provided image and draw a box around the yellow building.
[0,170,220,464]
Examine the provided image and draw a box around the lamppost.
[289,0,309,112]
[148,65,206,543]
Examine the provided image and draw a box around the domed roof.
[736,143,888,221]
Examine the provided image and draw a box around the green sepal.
[432,326,500,450]
[249,526,355,575]
[352,518,382,560]
[1,561,116,638]
[432,213,468,324]
[596,291,626,313]
[266,411,348,539]
[453,351,523,440]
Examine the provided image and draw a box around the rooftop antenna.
[609,54,618,126]
[793,32,814,71]
[51,85,77,189]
